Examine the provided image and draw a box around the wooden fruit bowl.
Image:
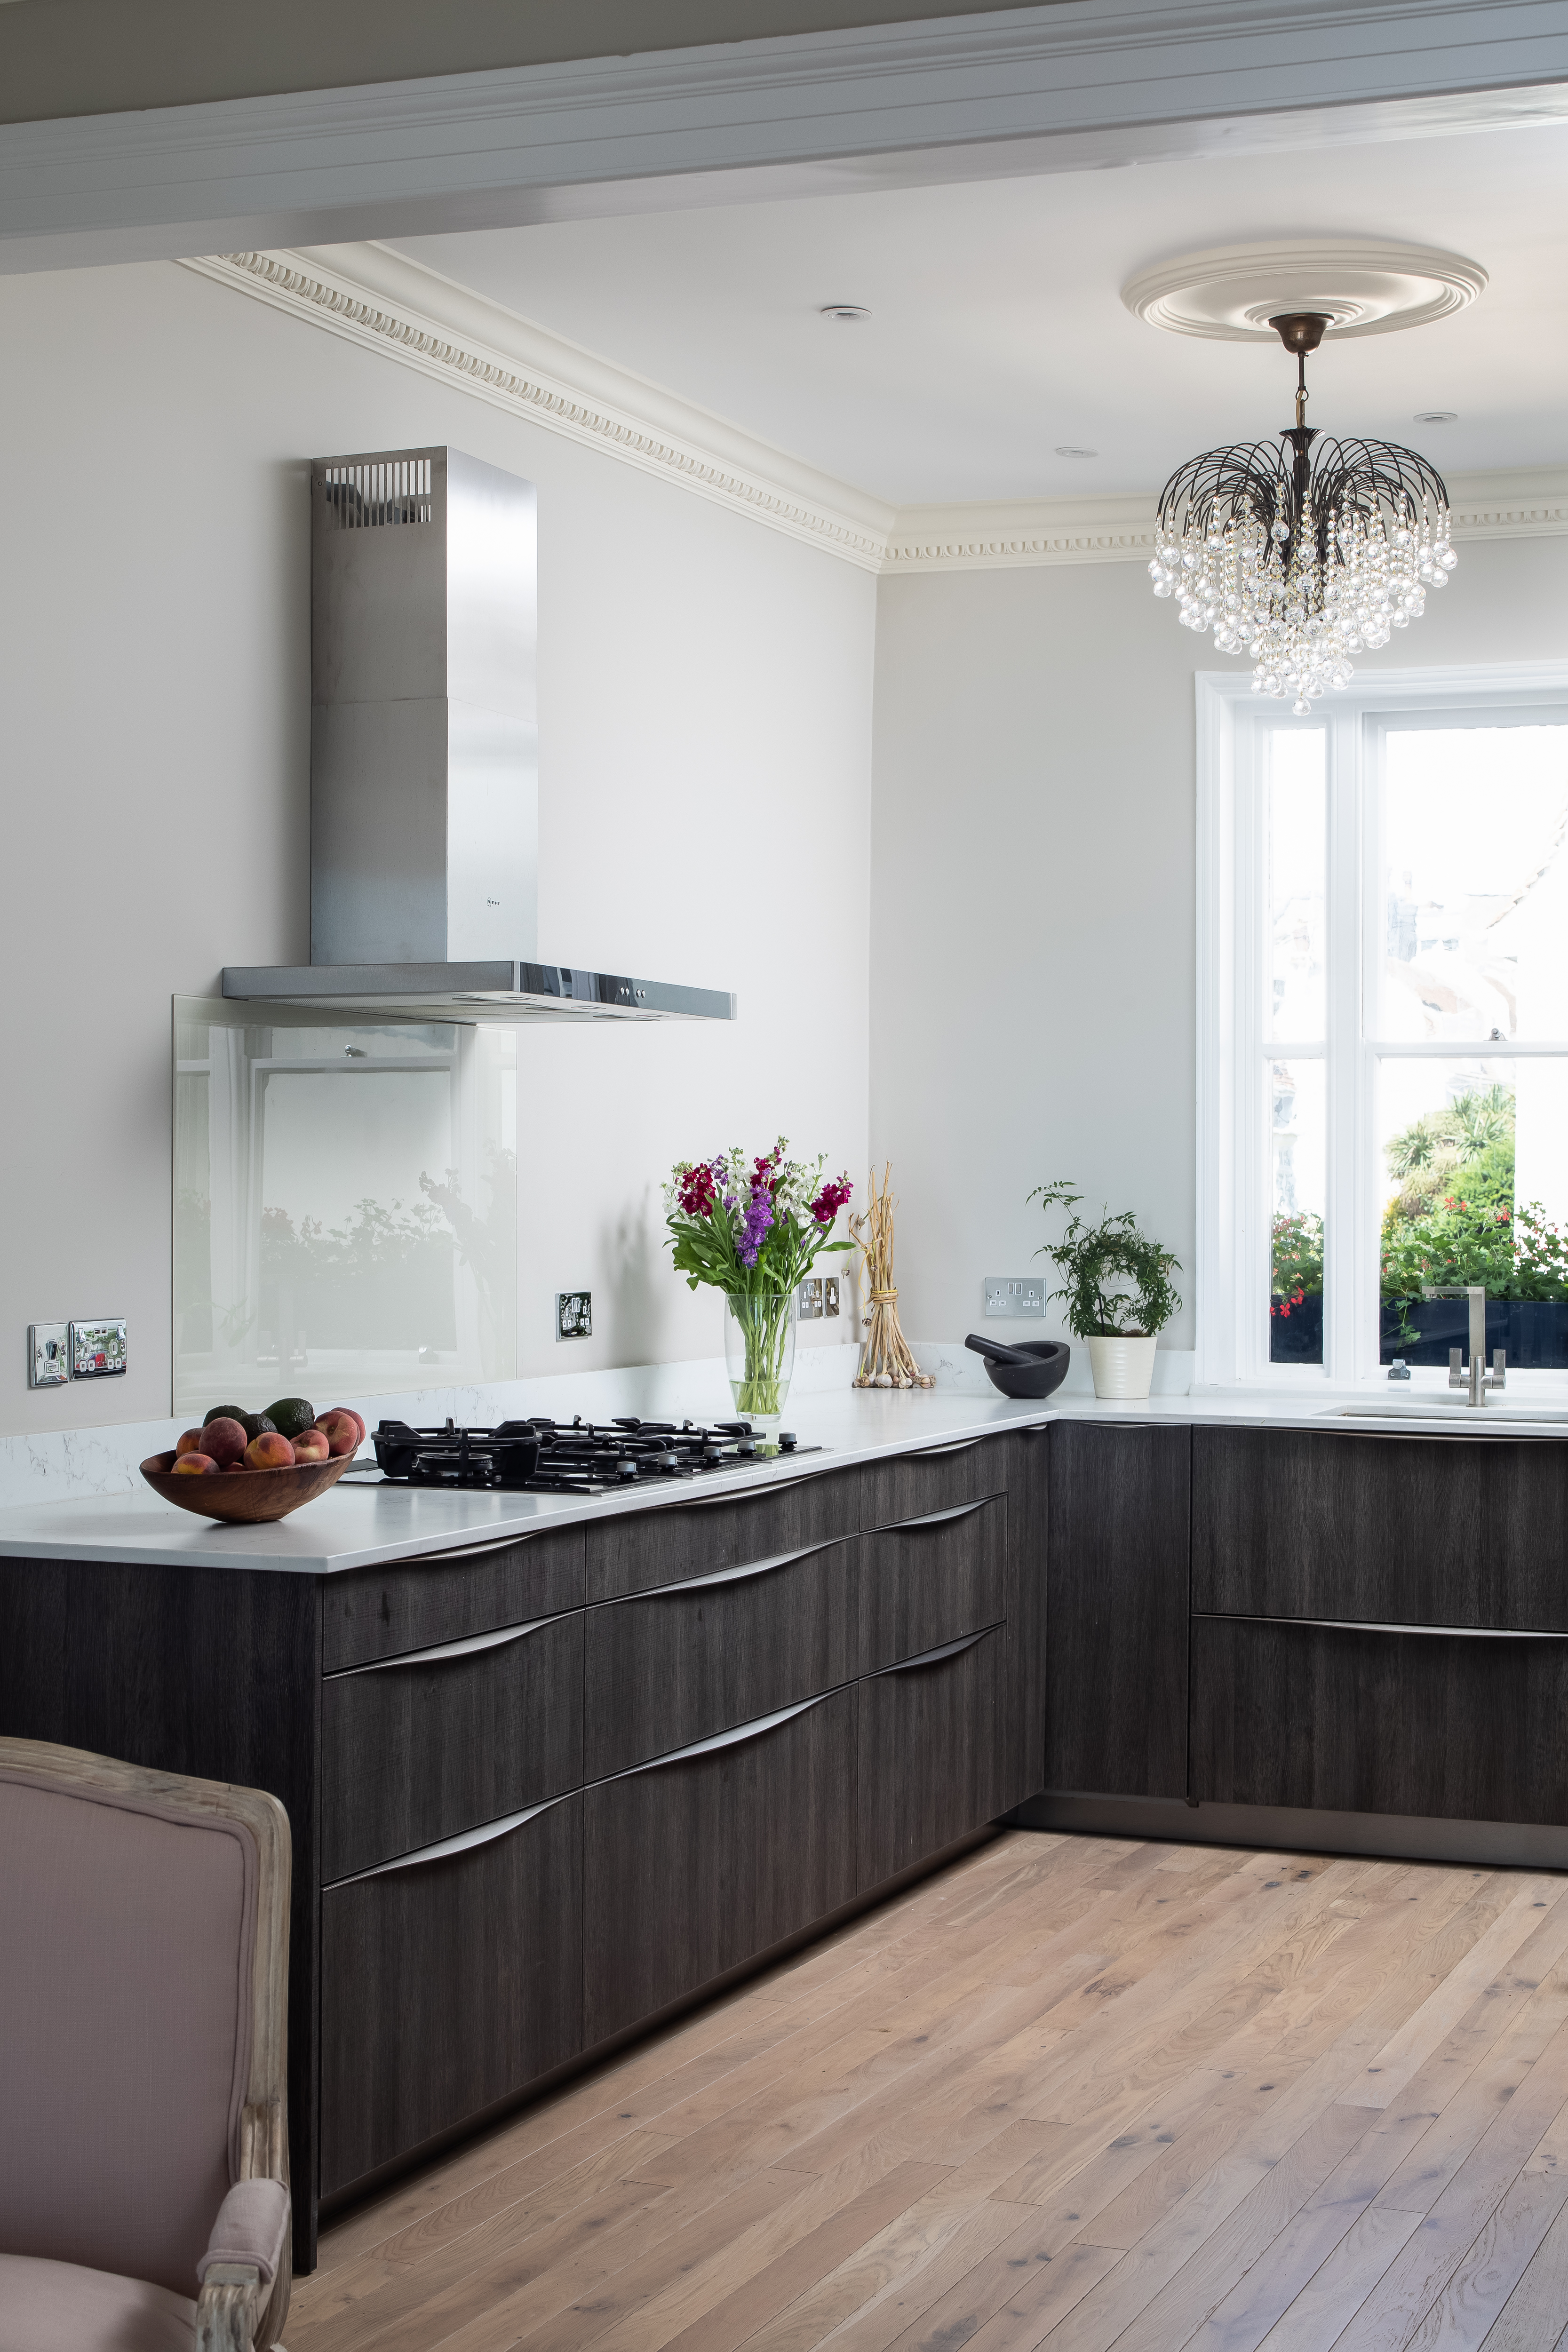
[139,1449,358,1524]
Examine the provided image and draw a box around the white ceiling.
[392,119,1568,507]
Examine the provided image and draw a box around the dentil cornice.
[182,245,1568,575]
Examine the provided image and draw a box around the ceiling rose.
[1121,240,1487,342]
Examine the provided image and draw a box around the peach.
[225,1462,247,1474]
[244,1431,296,1470]
[292,1430,331,1463]
[314,1413,359,1457]
[200,1415,248,1468]
[174,1427,206,1457]
[173,1452,218,1476]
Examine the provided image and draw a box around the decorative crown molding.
[181,245,893,570]
[182,243,1568,577]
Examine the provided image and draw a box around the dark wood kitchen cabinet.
[1044,1421,1190,1800]
[0,1422,1048,2265]
[858,1622,1012,1887]
[582,1685,860,2044]
[583,1531,860,1781]
[1192,1426,1568,1630]
[1190,1614,1568,1826]
[320,1605,584,1882]
[319,1790,583,2196]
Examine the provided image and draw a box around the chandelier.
[1147,312,1456,712]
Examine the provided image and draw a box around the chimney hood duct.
[223,446,735,1025]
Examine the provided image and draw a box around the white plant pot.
[1086,1334,1159,1400]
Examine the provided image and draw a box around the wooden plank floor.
[286,1831,1568,2352]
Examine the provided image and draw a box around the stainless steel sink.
[1321,1402,1568,1429]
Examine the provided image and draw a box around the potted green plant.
[1029,1179,1182,1399]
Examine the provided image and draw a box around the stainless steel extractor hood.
[223,446,734,1024]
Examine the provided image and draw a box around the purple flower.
[737,1188,775,1268]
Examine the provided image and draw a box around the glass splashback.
[173,1001,516,1415]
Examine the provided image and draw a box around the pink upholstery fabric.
[196,2178,289,2288]
[0,1773,257,2299]
[0,2254,195,2352]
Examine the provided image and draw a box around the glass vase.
[723,1292,798,1428]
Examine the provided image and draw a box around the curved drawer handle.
[633,1536,850,1601]
[617,1692,829,1780]
[1199,1610,1568,1643]
[404,1528,549,1565]
[326,1792,568,1889]
[667,1474,818,1510]
[326,1612,564,1678]
[875,1623,1001,1678]
[873,1498,990,1536]
[907,1438,982,1459]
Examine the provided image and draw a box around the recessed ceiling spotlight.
[820,304,871,323]
[1056,445,1099,458]
[1414,409,1458,423]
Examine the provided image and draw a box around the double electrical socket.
[798,1277,841,1321]
[984,1278,1044,1318]
[29,1319,128,1387]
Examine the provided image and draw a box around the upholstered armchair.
[0,1737,292,2352]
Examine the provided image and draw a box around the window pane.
[1270,1057,1325,1363]
[1377,1056,1568,1364]
[1380,726,1568,1042]
[1268,728,1326,1041]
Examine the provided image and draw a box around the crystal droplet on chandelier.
[1147,318,1455,708]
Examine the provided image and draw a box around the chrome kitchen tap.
[1423,1283,1506,1406]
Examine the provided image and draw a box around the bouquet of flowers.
[664,1140,852,1417]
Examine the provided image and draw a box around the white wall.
[870,535,1568,1353]
[0,259,873,1433]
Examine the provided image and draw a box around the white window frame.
[1196,660,1568,1392]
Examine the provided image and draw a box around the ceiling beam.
[6,0,1568,275]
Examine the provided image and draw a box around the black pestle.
[964,1332,1038,1367]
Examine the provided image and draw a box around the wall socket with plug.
[556,1292,592,1340]
[799,1278,822,1319]
[29,1318,128,1387]
[984,1278,1044,1317]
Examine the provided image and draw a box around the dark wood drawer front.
[1191,1615,1568,1825]
[861,1436,1008,1530]
[1047,1422,1190,1801]
[320,1609,584,1883]
[319,1790,582,2197]
[584,1536,858,1781]
[585,1468,860,1603]
[1193,1427,1568,1631]
[860,1497,1007,1673]
[582,1685,859,2046]
[323,1525,586,1670]
[858,1623,1011,1889]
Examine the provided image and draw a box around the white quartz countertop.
[1,1382,1566,1575]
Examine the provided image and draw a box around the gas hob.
[346,1416,818,1495]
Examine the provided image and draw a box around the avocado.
[202,1404,250,1428]
[265,1397,318,1442]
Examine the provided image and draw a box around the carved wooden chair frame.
[0,1736,292,2352]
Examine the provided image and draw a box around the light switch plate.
[823,1275,840,1319]
[985,1277,1045,1317]
[556,1291,592,1340]
[798,1277,823,1319]
[28,1322,70,1387]
[71,1319,127,1377]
